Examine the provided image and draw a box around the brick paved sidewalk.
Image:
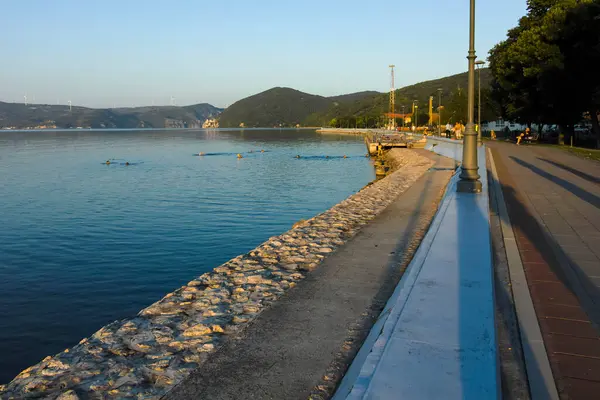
[489,142,600,399]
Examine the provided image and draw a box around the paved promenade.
[488,142,600,399]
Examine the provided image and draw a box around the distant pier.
[316,128,427,155]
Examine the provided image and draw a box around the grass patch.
[537,143,600,162]
[564,146,600,162]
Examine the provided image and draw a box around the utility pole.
[428,96,433,127]
[413,100,419,132]
[401,105,405,128]
[438,88,443,136]
[457,0,482,193]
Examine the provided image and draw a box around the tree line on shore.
[489,0,600,148]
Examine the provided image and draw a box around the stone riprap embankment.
[0,149,434,400]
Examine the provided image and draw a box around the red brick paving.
[559,377,600,400]
[491,147,600,399]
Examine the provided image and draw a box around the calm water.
[0,129,374,383]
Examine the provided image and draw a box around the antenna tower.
[388,65,396,130]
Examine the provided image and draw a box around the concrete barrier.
[424,136,464,161]
[335,142,498,399]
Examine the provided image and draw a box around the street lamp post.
[457,0,482,193]
[437,88,443,136]
[401,105,405,128]
[475,60,485,145]
[413,100,418,132]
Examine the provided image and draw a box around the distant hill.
[217,87,331,128]
[0,102,223,129]
[217,88,382,128]
[305,69,492,125]
[218,71,491,128]
[328,91,382,103]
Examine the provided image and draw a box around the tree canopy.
[489,0,600,146]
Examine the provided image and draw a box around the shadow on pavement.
[498,156,600,333]
[510,156,600,210]
[537,157,600,185]
[487,165,531,399]
[456,178,509,398]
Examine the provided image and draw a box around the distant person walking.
[491,130,496,140]
[445,123,452,138]
[454,122,464,140]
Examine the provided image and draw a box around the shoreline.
[0,149,434,399]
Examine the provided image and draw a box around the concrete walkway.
[488,141,600,399]
[163,151,455,400]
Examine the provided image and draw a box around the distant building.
[482,120,527,132]
[481,120,556,133]
[202,118,219,128]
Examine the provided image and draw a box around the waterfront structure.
[202,118,219,128]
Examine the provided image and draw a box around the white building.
[481,119,556,133]
[481,119,527,133]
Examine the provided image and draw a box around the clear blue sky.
[0,0,526,108]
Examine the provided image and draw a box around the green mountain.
[217,70,492,128]
[217,87,381,128]
[0,102,223,129]
[328,91,381,103]
[306,69,492,126]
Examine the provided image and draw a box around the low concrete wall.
[424,136,464,161]
[336,142,498,399]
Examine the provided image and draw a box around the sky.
[0,0,526,108]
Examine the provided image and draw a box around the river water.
[0,129,374,383]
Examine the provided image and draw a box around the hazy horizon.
[1,0,526,108]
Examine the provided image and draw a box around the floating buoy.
[295,155,301,159]
[343,155,347,159]
[105,160,111,165]
[261,149,265,153]
[237,153,243,159]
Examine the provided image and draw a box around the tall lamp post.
[401,105,405,128]
[457,0,482,193]
[437,88,443,136]
[475,60,485,145]
[413,100,418,132]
